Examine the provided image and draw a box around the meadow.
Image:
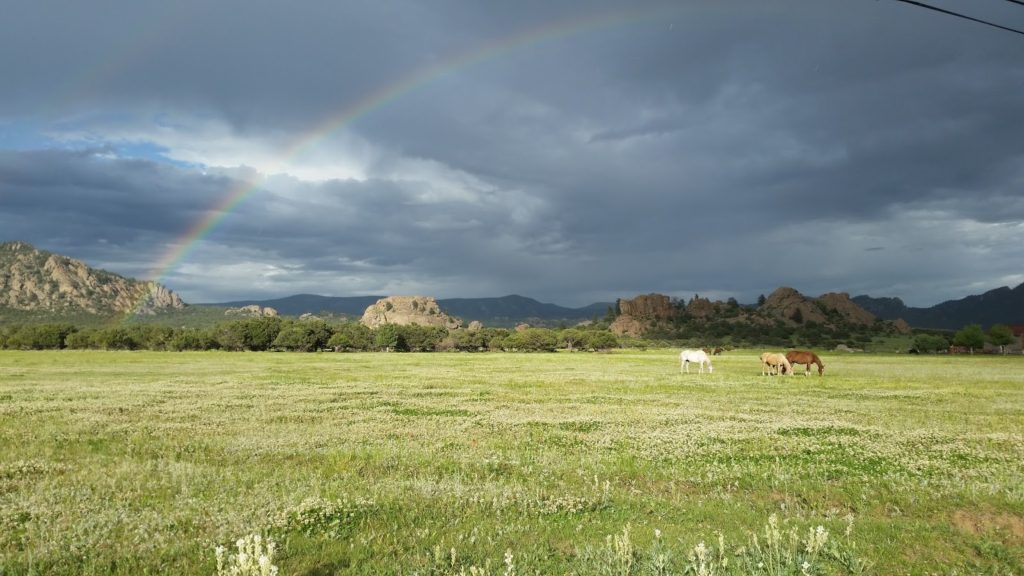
[0,349,1021,575]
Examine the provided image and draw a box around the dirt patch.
[953,510,1024,543]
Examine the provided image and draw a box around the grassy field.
[0,349,1021,575]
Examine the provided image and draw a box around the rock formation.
[609,314,645,337]
[0,241,185,315]
[760,287,828,325]
[611,293,676,336]
[816,292,875,325]
[892,318,912,335]
[685,296,719,319]
[225,305,278,317]
[360,296,462,329]
[759,287,879,328]
[618,293,674,320]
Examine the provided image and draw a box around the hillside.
[0,241,185,318]
[853,283,1024,330]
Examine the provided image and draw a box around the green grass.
[0,349,1021,574]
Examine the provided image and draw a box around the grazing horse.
[680,349,713,374]
[786,350,825,376]
[760,352,792,376]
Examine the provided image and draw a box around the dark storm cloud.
[0,148,574,301]
[1,1,1022,305]
[0,149,234,268]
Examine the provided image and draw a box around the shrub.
[328,323,373,351]
[272,320,332,352]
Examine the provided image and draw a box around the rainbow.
[127,5,665,318]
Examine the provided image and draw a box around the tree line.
[921,323,1017,354]
[0,317,619,353]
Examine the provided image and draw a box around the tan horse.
[786,350,825,376]
[760,352,792,376]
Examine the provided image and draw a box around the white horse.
[680,349,713,374]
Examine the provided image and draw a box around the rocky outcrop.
[0,241,185,315]
[609,314,645,337]
[760,287,878,327]
[760,287,828,325]
[685,296,719,319]
[817,292,875,325]
[360,296,462,329]
[892,318,912,335]
[225,305,278,317]
[610,293,676,337]
[618,293,674,320]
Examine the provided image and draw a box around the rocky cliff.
[0,241,186,315]
[617,293,674,320]
[610,293,676,336]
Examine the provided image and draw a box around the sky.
[1,0,1022,307]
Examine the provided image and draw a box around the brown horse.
[786,350,825,376]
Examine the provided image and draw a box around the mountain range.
[852,284,1024,330]
[1,240,1020,330]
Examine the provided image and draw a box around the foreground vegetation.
[0,350,1021,574]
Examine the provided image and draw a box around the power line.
[890,0,1024,36]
